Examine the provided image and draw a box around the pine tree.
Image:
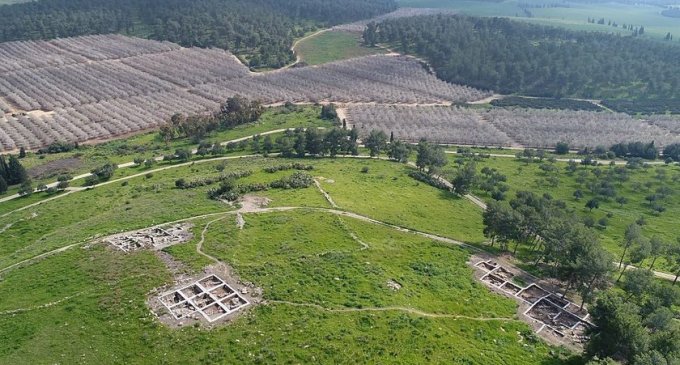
[7,155,27,185]
[0,175,7,194]
[0,155,8,181]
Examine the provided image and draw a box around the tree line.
[364,15,680,106]
[0,0,396,68]
[0,154,28,194]
[490,96,603,112]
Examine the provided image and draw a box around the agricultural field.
[293,31,386,66]
[444,153,680,272]
[0,106,330,190]
[397,0,680,40]
[346,105,680,149]
[332,7,457,32]
[347,105,514,146]
[0,34,490,153]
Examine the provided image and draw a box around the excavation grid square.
[159,275,249,322]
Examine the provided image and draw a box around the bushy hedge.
[491,97,602,112]
[408,170,450,191]
[175,170,252,189]
[263,163,314,173]
[207,171,314,201]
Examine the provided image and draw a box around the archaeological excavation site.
[473,258,593,348]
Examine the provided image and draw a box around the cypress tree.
[0,175,7,194]
[7,155,28,185]
[0,155,8,181]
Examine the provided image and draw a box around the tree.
[0,155,8,182]
[320,104,338,121]
[91,162,118,182]
[294,129,306,157]
[617,223,643,282]
[18,147,26,158]
[574,242,614,310]
[365,129,387,157]
[263,135,274,156]
[648,236,667,270]
[387,140,410,163]
[671,241,680,285]
[305,128,323,156]
[587,291,650,362]
[56,180,69,190]
[622,269,654,302]
[586,198,600,211]
[416,140,447,174]
[0,175,7,194]
[663,143,680,162]
[218,95,263,128]
[482,201,520,250]
[251,134,261,154]
[322,128,347,157]
[7,155,27,185]
[276,136,294,158]
[18,179,33,196]
[573,189,584,200]
[451,161,477,195]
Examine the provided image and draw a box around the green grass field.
[445,154,680,272]
[294,30,386,65]
[4,105,680,363]
[0,145,574,363]
[0,212,569,363]
[399,0,680,40]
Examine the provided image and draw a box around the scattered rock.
[387,279,402,291]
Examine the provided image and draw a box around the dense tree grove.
[483,191,614,307]
[365,15,680,103]
[490,97,603,112]
[0,0,396,68]
[0,155,28,187]
[159,96,262,142]
[602,99,680,115]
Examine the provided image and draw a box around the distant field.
[0,0,29,4]
[398,0,680,40]
[294,30,386,65]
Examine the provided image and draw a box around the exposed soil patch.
[238,195,271,213]
[27,157,82,180]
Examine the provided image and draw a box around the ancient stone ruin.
[474,259,593,347]
[158,274,250,323]
[104,223,192,252]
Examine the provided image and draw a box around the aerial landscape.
[0,0,679,364]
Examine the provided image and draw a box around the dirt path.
[195,216,228,265]
[0,211,230,275]
[268,300,518,321]
[313,179,338,208]
[282,29,330,70]
[443,150,665,166]
[0,291,87,316]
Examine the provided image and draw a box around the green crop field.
[399,0,680,40]
[294,30,386,66]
